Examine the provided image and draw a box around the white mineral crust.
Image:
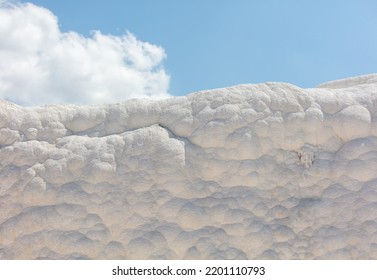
[1,74,377,259]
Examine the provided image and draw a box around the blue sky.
[1,0,377,104]
[27,0,377,96]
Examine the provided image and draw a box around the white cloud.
[0,1,171,105]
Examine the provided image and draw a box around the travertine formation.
[1,74,377,259]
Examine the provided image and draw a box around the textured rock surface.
[1,74,377,259]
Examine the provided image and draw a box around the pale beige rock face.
[1,74,377,259]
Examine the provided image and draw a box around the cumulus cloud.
[0,1,171,105]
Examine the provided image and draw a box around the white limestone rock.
[1,74,377,259]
